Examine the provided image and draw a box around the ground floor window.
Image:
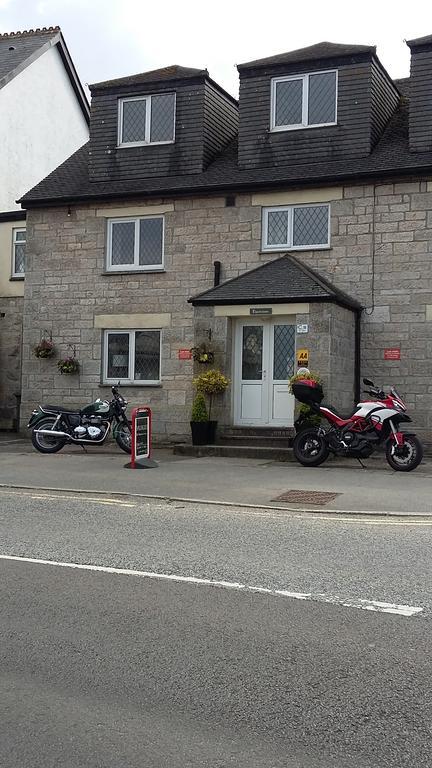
[103,329,161,384]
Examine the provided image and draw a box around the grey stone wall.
[0,296,22,429]
[21,179,432,441]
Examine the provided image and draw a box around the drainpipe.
[354,309,362,404]
[213,260,221,287]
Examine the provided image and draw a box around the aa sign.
[297,348,309,366]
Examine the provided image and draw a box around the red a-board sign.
[178,349,193,360]
[384,348,401,360]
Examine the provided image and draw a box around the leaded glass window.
[12,228,26,277]
[262,205,330,250]
[107,217,164,270]
[271,70,337,130]
[104,330,161,384]
[119,93,175,145]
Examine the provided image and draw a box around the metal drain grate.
[271,489,340,505]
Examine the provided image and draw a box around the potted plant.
[190,342,215,364]
[192,368,230,444]
[190,392,209,445]
[57,356,80,375]
[34,338,54,359]
[289,370,322,433]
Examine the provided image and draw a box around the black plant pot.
[207,420,217,445]
[190,421,209,446]
[190,421,218,445]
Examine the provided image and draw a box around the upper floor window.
[270,71,337,131]
[12,228,26,277]
[107,216,164,271]
[118,93,176,146]
[262,204,330,251]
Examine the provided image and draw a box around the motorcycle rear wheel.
[31,417,66,454]
[386,435,423,472]
[293,428,329,467]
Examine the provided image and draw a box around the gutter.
[19,163,432,209]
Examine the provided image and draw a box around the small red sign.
[178,349,193,360]
[384,348,401,360]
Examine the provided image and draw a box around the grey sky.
[0,0,431,96]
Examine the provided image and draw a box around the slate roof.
[0,27,89,121]
[189,254,362,310]
[406,34,432,48]
[91,65,209,90]
[0,27,59,86]
[19,96,432,207]
[238,42,376,70]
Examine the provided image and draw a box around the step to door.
[173,444,295,461]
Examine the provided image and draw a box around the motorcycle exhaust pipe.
[34,428,69,438]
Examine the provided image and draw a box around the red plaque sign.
[178,349,193,360]
[384,348,401,360]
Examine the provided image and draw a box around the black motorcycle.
[28,386,131,454]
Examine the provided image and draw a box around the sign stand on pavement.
[125,406,158,469]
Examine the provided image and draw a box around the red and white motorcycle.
[292,376,423,472]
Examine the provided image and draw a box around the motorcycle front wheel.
[115,420,132,454]
[293,428,329,467]
[386,436,423,472]
[31,417,66,454]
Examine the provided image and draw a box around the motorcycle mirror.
[363,378,374,386]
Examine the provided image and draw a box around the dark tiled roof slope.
[91,65,208,90]
[189,254,362,309]
[0,27,59,84]
[20,98,432,206]
[406,34,432,47]
[238,42,376,70]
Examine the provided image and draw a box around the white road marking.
[0,554,423,617]
[0,489,136,507]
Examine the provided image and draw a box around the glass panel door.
[242,326,263,380]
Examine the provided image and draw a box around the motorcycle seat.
[320,403,356,421]
[42,404,80,414]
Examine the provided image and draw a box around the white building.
[0,27,89,428]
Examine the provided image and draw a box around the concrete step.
[221,427,294,438]
[216,435,294,448]
[173,443,295,461]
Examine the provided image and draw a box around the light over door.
[234,319,296,427]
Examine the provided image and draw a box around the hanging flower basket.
[190,343,215,364]
[34,338,55,359]
[57,356,80,375]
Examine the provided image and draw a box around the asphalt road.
[1,489,432,766]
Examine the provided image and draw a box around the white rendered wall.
[0,45,88,211]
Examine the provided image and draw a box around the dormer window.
[270,70,337,131]
[118,93,176,147]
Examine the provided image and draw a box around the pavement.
[1,490,432,767]
[0,434,432,515]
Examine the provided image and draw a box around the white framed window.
[262,204,331,251]
[103,329,162,384]
[12,228,26,277]
[106,216,164,271]
[270,70,337,131]
[118,93,176,147]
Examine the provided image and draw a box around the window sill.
[10,275,25,281]
[259,246,331,254]
[99,383,163,388]
[102,269,166,276]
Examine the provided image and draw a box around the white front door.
[234,318,296,426]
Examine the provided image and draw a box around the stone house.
[19,37,432,442]
[0,26,89,428]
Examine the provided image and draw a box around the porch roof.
[189,254,362,311]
